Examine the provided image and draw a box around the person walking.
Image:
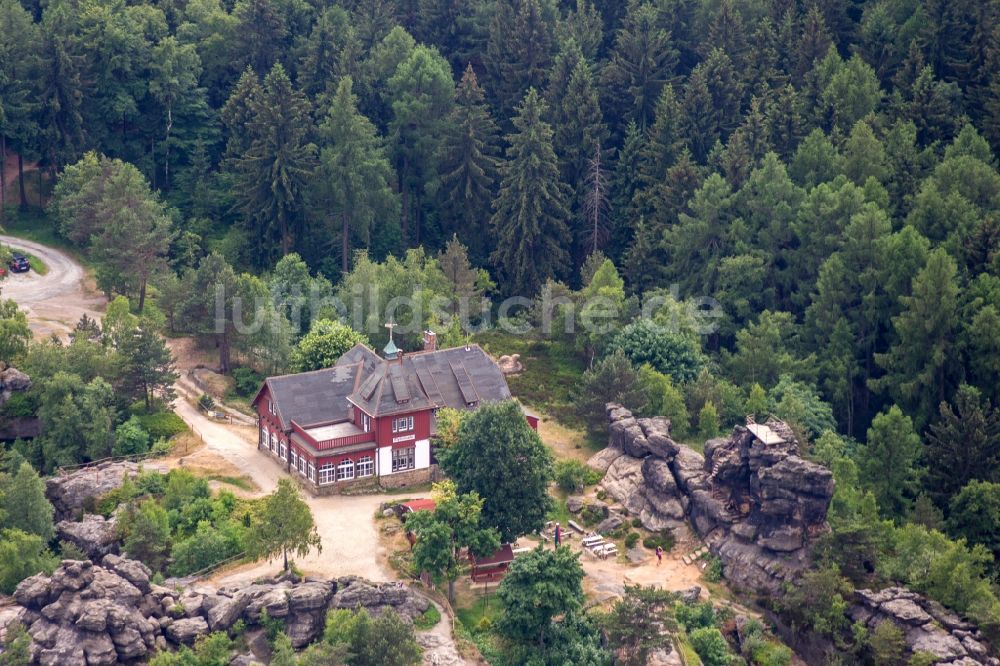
[554,522,562,548]
[655,545,663,565]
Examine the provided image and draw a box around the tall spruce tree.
[873,248,961,427]
[233,63,316,263]
[387,45,454,246]
[317,76,399,273]
[601,2,678,133]
[490,88,571,296]
[437,64,501,261]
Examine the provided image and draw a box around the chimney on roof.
[423,330,437,352]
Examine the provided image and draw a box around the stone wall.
[0,556,430,665]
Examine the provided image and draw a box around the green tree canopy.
[438,400,553,542]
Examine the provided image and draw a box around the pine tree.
[317,76,399,273]
[34,5,85,175]
[558,0,604,62]
[636,84,684,200]
[487,0,556,119]
[233,0,287,75]
[794,4,833,82]
[608,120,645,261]
[0,462,55,542]
[438,64,501,261]
[924,385,1000,506]
[387,45,454,246]
[0,0,38,215]
[233,64,316,263]
[706,0,747,68]
[297,6,362,99]
[221,67,263,161]
[860,405,923,518]
[766,84,805,160]
[873,248,961,427]
[554,58,607,256]
[601,2,679,132]
[490,89,572,296]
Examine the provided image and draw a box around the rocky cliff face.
[850,588,997,666]
[596,404,997,665]
[0,363,40,440]
[597,404,833,595]
[0,556,430,665]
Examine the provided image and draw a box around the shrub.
[642,530,675,552]
[230,367,263,397]
[413,605,441,630]
[0,392,37,418]
[135,411,187,440]
[554,460,601,493]
[675,600,717,631]
[631,517,642,528]
[704,556,723,583]
[624,532,640,548]
[689,626,732,666]
[198,394,215,410]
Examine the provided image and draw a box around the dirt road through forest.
[0,234,106,338]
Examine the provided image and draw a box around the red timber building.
[252,331,537,494]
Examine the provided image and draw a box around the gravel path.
[0,234,106,338]
[4,238,471,663]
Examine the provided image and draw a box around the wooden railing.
[314,431,375,450]
[290,420,375,451]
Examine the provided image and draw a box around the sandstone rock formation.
[56,515,120,560]
[849,588,997,665]
[596,405,834,595]
[45,461,143,521]
[0,557,431,664]
[596,404,997,665]
[0,363,40,439]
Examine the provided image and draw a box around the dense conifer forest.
[4,0,1000,662]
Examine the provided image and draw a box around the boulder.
[288,582,334,613]
[57,515,120,561]
[0,366,31,391]
[566,496,584,513]
[642,457,679,495]
[45,462,142,521]
[668,447,709,493]
[100,554,152,593]
[165,617,209,645]
[587,447,625,474]
[206,593,251,631]
[595,514,624,535]
[601,455,645,509]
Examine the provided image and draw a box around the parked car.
[8,252,30,273]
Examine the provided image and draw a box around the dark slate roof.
[258,342,514,427]
[342,343,513,417]
[259,364,360,430]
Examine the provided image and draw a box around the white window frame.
[308,463,316,481]
[357,455,374,478]
[391,447,415,473]
[363,413,371,432]
[299,455,307,475]
[269,432,276,452]
[290,449,298,468]
[392,416,414,433]
[318,463,335,485]
[268,399,275,415]
[260,427,267,447]
[279,442,287,460]
[337,459,355,481]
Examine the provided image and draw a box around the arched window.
[318,463,335,485]
[357,456,374,478]
[337,459,355,481]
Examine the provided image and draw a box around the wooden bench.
[581,536,605,548]
[567,520,585,534]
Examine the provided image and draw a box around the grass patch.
[455,595,499,634]
[474,330,588,428]
[546,495,573,527]
[413,604,442,630]
[205,475,255,491]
